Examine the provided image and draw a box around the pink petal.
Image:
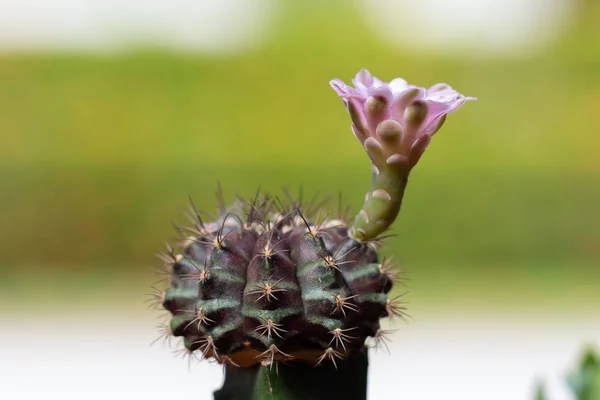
[368,85,393,104]
[353,69,373,88]
[426,88,461,103]
[372,76,386,88]
[389,78,409,94]
[351,123,368,144]
[330,70,475,160]
[427,83,451,93]
[348,98,369,138]
[330,79,364,99]
[446,97,467,113]
[420,115,447,137]
[423,100,452,126]
[330,79,349,96]
[408,134,431,168]
[390,87,426,126]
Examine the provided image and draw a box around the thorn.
[151,262,171,280]
[312,211,332,236]
[172,221,186,238]
[332,293,360,317]
[244,191,274,229]
[386,293,410,319]
[173,346,199,370]
[176,255,209,281]
[246,277,287,303]
[198,268,210,282]
[305,193,332,221]
[221,355,240,368]
[315,348,344,369]
[256,345,292,368]
[150,323,173,347]
[283,187,303,211]
[181,307,215,331]
[296,208,315,236]
[229,213,245,229]
[212,213,234,249]
[180,261,210,282]
[252,318,288,340]
[178,235,196,250]
[320,239,357,272]
[364,232,398,250]
[320,254,343,272]
[296,208,325,238]
[378,257,403,283]
[328,327,358,351]
[187,196,207,230]
[372,329,396,354]
[155,242,177,266]
[250,230,289,262]
[144,286,166,310]
[193,336,220,361]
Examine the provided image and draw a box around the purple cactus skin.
[154,195,401,369]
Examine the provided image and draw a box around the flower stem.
[350,162,409,241]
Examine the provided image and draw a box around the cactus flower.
[330,69,474,165]
[331,69,475,240]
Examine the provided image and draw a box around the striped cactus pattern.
[151,194,403,368]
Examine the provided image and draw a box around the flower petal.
[426,88,462,103]
[423,100,453,127]
[330,79,350,96]
[368,85,393,104]
[351,123,368,145]
[427,83,452,93]
[390,87,426,126]
[353,69,373,88]
[330,70,474,158]
[389,78,409,94]
[420,114,447,137]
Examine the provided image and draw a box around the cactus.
[567,348,600,400]
[535,347,600,400]
[158,194,396,369]
[150,69,474,399]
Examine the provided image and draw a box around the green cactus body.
[156,197,399,368]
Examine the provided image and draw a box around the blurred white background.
[0,0,277,54]
[361,0,574,56]
[1,312,598,400]
[0,0,575,56]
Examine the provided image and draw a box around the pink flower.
[330,69,475,169]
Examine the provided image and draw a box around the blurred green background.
[0,0,599,312]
